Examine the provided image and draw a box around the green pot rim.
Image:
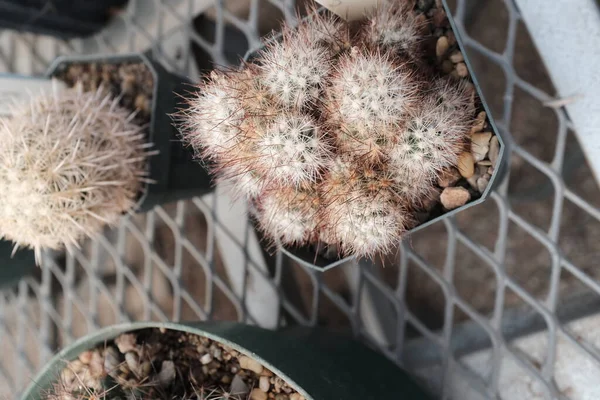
[21,321,431,400]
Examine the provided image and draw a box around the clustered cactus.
[180,1,476,258]
[0,84,150,263]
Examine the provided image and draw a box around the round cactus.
[179,4,478,259]
[258,25,331,109]
[363,0,423,58]
[388,96,470,183]
[0,85,149,262]
[255,113,332,186]
[257,185,320,246]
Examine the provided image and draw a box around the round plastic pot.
[0,240,35,290]
[244,5,507,272]
[46,53,212,212]
[22,321,431,400]
[0,0,128,39]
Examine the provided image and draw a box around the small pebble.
[239,356,264,375]
[125,352,139,374]
[230,374,249,395]
[158,361,176,387]
[251,388,268,400]
[290,395,303,400]
[259,376,271,392]
[449,50,464,63]
[457,152,475,178]
[436,36,449,59]
[471,111,487,133]
[78,350,93,364]
[200,353,213,365]
[477,160,493,166]
[140,361,152,377]
[437,168,461,188]
[456,62,468,77]
[441,60,454,74]
[440,187,471,210]
[417,0,435,11]
[446,31,457,46]
[477,176,490,193]
[103,347,120,374]
[115,333,138,354]
[489,136,500,166]
[275,395,289,400]
[261,369,274,377]
[471,132,492,162]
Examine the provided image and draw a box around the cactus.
[0,85,149,263]
[179,2,476,258]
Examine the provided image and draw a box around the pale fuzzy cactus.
[256,113,332,186]
[328,48,418,129]
[0,85,149,262]
[258,24,331,109]
[180,3,476,258]
[257,186,320,246]
[388,95,471,183]
[364,0,423,57]
[319,158,410,256]
[182,70,247,162]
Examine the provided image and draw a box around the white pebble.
[259,376,271,392]
[200,353,213,365]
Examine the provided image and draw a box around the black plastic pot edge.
[243,6,507,272]
[21,321,432,400]
[0,0,128,39]
[0,239,36,290]
[46,52,213,213]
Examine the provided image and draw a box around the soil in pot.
[53,61,154,131]
[44,328,303,400]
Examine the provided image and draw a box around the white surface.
[418,314,600,399]
[0,76,66,117]
[516,0,600,182]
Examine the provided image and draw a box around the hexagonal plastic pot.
[0,0,128,39]
[46,52,213,213]
[245,3,506,272]
[21,321,432,400]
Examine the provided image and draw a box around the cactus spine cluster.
[180,1,476,258]
[0,85,150,262]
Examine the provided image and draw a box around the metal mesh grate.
[2,0,600,398]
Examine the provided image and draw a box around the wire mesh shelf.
[2,0,600,399]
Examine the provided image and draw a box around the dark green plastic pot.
[46,53,212,212]
[22,321,431,400]
[0,239,35,290]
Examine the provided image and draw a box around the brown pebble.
[437,168,461,188]
[446,31,457,46]
[477,176,490,193]
[441,60,454,74]
[239,356,264,374]
[457,152,475,178]
[436,36,449,59]
[440,187,471,210]
[456,62,468,77]
[261,369,274,377]
[471,111,487,133]
[78,350,93,364]
[251,388,268,400]
[259,376,271,392]
[471,132,492,162]
[489,136,500,166]
[449,50,464,63]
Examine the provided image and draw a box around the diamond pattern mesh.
[1,0,600,399]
